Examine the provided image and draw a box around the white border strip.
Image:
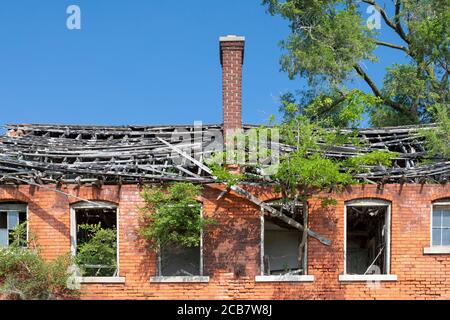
[255,275,315,283]
[78,277,125,284]
[150,276,210,283]
[339,274,397,282]
[424,246,450,255]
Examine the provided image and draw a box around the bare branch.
[375,40,408,52]
[353,64,383,97]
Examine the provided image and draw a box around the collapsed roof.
[0,123,448,186]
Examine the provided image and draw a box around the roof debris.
[0,123,448,186]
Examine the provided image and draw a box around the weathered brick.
[0,183,449,299]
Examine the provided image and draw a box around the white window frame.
[339,199,397,282]
[70,201,124,284]
[0,203,28,247]
[150,205,209,283]
[424,200,450,255]
[256,207,314,283]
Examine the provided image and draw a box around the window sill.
[78,277,126,284]
[149,276,210,283]
[339,274,397,282]
[255,275,315,282]
[424,246,450,255]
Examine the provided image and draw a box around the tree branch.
[363,0,410,44]
[394,0,409,43]
[362,0,396,28]
[353,64,383,97]
[311,92,350,120]
[375,40,408,52]
[353,64,407,114]
[230,185,332,245]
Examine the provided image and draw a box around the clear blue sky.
[0,0,407,129]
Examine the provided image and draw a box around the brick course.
[1,183,449,299]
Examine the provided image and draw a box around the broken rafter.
[0,123,448,184]
[161,137,332,246]
[230,185,331,246]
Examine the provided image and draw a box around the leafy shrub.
[75,223,117,277]
[0,223,79,300]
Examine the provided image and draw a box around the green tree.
[139,183,215,250]
[208,99,397,257]
[271,99,397,208]
[262,0,449,126]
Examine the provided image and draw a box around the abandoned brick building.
[0,36,449,299]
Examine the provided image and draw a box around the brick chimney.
[220,35,245,142]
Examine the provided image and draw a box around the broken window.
[157,206,203,277]
[261,202,306,276]
[432,202,450,246]
[345,199,391,275]
[71,201,118,277]
[0,203,27,248]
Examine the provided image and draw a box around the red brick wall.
[220,38,244,138]
[0,183,449,299]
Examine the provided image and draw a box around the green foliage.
[369,105,420,128]
[209,162,244,187]
[272,109,396,200]
[207,91,397,205]
[246,87,397,205]
[273,1,377,86]
[205,128,278,183]
[207,93,397,205]
[262,0,450,126]
[75,223,117,277]
[319,197,338,208]
[0,223,79,300]
[421,104,450,158]
[9,221,28,248]
[280,90,382,128]
[140,183,215,249]
[344,150,400,174]
[205,148,245,187]
[275,152,354,198]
